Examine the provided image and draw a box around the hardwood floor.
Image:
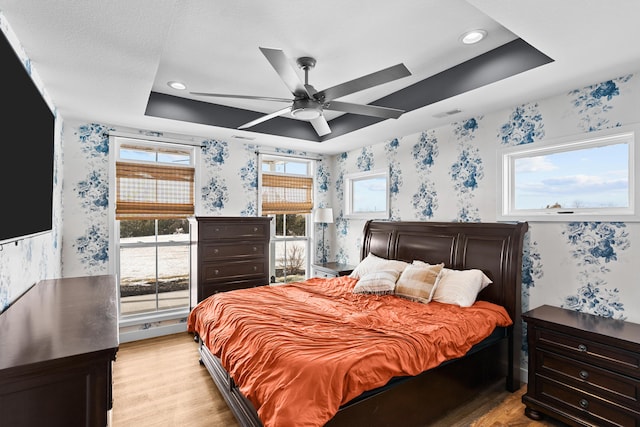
[111,333,566,426]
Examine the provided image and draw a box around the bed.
[188,220,528,427]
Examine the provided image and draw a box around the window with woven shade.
[114,137,195,322]
[261,173,313,214]
[115,142,195,220]
[116,162,194,220]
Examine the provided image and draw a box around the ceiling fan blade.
[325,100,405,119]
[310,116,331,137]
[316,63,411,102]
[259,47,310,97]
[190,92,291,103]
[238,106,292,130]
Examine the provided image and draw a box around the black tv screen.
[0,29,55,245]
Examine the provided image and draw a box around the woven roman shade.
[116,161,195,220]
[261,173,313,214]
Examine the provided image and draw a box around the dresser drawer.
[536,327,640,378]
[201,259,267,283]
[199,278,266,300]
[199,222,269,240]
[535,376,640,427]
[200,242,266,261]
[536,348,640,410]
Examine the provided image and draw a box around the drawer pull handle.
[577,344,587,352]
[579,398,589,409]
[579,370,589,380]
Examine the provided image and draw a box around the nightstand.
[522,305,640,426]
[312,262,356,278]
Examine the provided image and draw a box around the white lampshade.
[314,207,334,224]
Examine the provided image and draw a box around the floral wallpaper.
[0,16,62,312]
[324,72,640,371]
[3,12,640,376]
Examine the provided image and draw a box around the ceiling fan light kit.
[190,47,412,138]
[291,98,322,120]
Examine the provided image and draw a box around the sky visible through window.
[514,142,629,209]
[353,176,388,212]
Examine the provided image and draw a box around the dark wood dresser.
[190,216,271,306]
[0,275,119,427]
[523,304,640,426]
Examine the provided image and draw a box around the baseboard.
[119,322,187,343]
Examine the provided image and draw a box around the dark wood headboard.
[361,220,528,390]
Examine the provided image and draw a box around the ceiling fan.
[190,47,412,137]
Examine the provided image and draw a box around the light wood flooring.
[111,333,567,426]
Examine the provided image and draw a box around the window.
[114,137,195,317]
[260,155,314,284]
[498,125,639,222]
[344,169,390,219]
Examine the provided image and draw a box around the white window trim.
[344,169,390,219]
[497,124,640,222]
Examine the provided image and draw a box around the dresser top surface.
[523,304,640,346]
[0,275,119,371]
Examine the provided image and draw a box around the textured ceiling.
[2,0,640,154]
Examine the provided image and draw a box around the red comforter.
[187,276,512,427]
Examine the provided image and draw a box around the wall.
[326,73,640,370]
[2,11,639,367]
[0,15,62,312]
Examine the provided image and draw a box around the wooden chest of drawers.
[523,305,640,426]
[190,216,271,306]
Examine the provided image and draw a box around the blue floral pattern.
[316,162,330,193]
[76,170,108,211]
[385,138,402,219]
[410,131,439,218]
[412,181,438,219]
[412,131,439,170]
[451,118,484,222]
[201,176,229,211]
[561,222,629,319]
[356,147,374,171]
[201,139,229,165]
[497,103,544,146]
[74,224,109,268]
[75,123,111,156]
[569,74,632,132]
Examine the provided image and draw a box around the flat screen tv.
[0,29,55,245]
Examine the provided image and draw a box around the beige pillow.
[432,268,492,307]
[349,253,408,279]
[353,270,400,295]
[394,262,444,304]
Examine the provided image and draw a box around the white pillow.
[432,268,492,307]
[349,253,408,279]
[394,262,444,304]
[352,270,400,295]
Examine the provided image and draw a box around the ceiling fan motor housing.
[291,98,322,120]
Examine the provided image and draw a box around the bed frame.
[196,220,528,427]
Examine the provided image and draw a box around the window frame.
[497,124,640,222]
[258,153,315,283]
[111,136,195,325]
[344,169,390,219]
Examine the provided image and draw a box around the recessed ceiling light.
[167,81,187,90]
[461,29,487,45]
